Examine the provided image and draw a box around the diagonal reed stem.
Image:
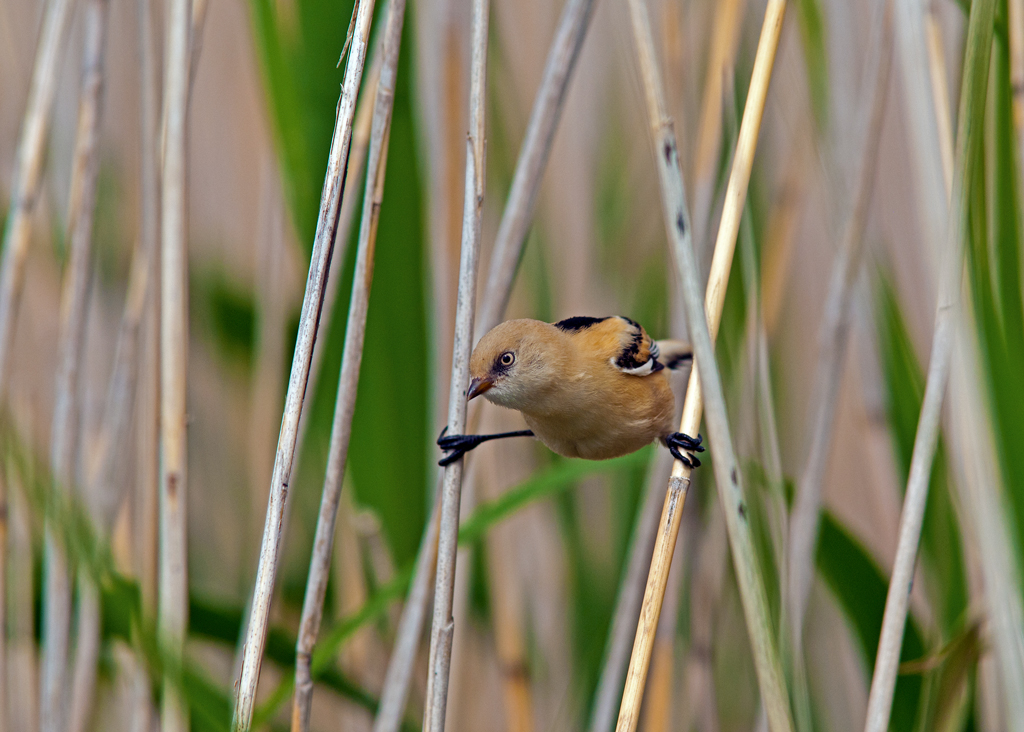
[232,0,377,726]
[616,1,793,730]
[0,5,77,723]
[421,0,489,728]
[0,0,77,397]
[41,0,109,727]
[289,0,406,727]
[475,0,595,338]
[587,451,668,732]
[372,0,594,727]
[863,0,997,728]
[785,0,893,654]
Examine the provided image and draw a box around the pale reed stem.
[42,0,109,727]
[475,0,595,337]
[421,0,489,726]
[372,1,596,724]
[785,0,893,653]
[289,0,406,727]
[863,0,996,727]
[616,1,793,730]
[158,0,192,720]
[231,0,377,726]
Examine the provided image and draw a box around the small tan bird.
[438,316,703,467]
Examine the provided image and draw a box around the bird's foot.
[437,427,487,466]
[666,432,704,469]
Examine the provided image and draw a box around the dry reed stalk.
[158,0,193,726]
[135,0,161,672]
[641,536,686,732]
[680,501,726,732]
[374,0,597,721]
[690,0,746,248]
[785,0,893,653]
[616,1,792,730]
[893,0,949,268]
[863,0,997,727]
[372,489,442,732]
[7,461,37,732]
[68,47,160,732]
[759,134,806,337]
[289,0,405,726]
[0,0,77,395]
[40,0,110,726]
[475,0,595,337]
[948,313,1024,729]
[477,438,533,732]
[374,0,598,720]
[924,9,954,197]
[0,6,76,722]
[587,453,668,732]
[421,0,489,727]
[232,0,377,725]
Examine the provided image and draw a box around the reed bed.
[2,0,1024,730]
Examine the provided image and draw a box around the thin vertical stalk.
[372,488,441,732]
[0,0,77,396]
[0,4,76,724]
[616,1,793,731]
[587,453,668,732]
[373,1,596,723]
[136,0,161,693]
[232,0,376,726]
[863,0,997,727]
[475,0,594,337]
[41,0,109,725]
[893,0,950,267]
[289,0,405,727]
[421,0,489,728]
[690,0,746,249]
[948,310,1024,730]
[785,0,893,651]
[158,0,192,728]
[62,3,117,731]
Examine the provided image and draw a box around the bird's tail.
[655,339,692,370]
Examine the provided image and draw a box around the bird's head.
[467,319,562,411]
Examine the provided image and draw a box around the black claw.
[666,432,705,468]
[436,427,483,466]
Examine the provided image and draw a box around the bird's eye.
[499,352,515,367]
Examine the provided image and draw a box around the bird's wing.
[562,316,664,377]
[653,339,692,370]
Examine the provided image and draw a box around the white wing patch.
[611,356,657,376]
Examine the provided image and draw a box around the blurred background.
[1,0,1021,729]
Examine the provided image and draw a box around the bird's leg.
[664,432,705,469]
[437,427,536,466]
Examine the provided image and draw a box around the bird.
[437,315,704,468]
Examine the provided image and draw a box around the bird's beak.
[467,376,494,400]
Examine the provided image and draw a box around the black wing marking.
[554,315,609,332]
[614,317,648,370]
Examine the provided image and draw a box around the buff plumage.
[438,316,703,466]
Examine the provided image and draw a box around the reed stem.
[616,1,793,730]
[231,0,377,726]
[421,0,489,727]
[785,0,893,653]
[863,0,996,727]
[289,0,405,726]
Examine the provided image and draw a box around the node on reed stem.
[232,0,378,726]
[615,1,793,730]
[290,0,405,727]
